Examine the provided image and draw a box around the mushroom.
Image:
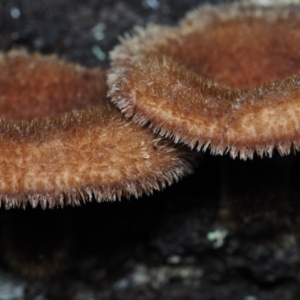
[0,51,194,209]
[107,3,300,159]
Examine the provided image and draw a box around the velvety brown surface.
[0,51,105,119]
[108,4,300,159]
[1,1,300,300]
[0,52,193,208]
[166,22,300,88]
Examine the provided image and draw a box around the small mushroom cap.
[0,51,194,209]
[108,4,300,159]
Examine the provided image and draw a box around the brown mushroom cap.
[108,4,300,159]
[0,51,193,209]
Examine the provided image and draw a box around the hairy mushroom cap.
[0,51,193,209]
[108,4,300,159]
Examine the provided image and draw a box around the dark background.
[0,0,300,299]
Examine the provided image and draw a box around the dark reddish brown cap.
[0,51,194,209]
[108,4,300,159]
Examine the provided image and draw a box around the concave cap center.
[160,17,300,89]
[0,54,104,120]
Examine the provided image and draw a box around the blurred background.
[0,0,300,299]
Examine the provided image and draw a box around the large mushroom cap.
[0,51,193,209]
[108,4,300,159]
